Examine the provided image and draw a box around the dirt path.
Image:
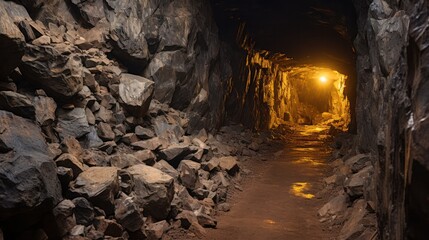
[206,125,336,240]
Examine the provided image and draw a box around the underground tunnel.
[0,0,428,239]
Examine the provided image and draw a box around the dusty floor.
[204,125,337,240]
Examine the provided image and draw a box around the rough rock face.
[20,43,84,99]
[352,0,429,238]
[0,111,62,225]
[0,1,25,80]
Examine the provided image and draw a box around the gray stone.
[118,74,154,117]
[127,164,174,220]
[158,143,192,162]
[114,197,144,232]
[344,166,374,198]
[0,111,62,223]
[72,197,94,226]
[56,108,90,140]
[178,160,201,190]
[69,167,119,215]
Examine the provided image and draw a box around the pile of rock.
[317,135,377,239]
[0,1,264,239]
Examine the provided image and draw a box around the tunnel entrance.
[212,0,357,132]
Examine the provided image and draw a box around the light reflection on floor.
[290,182,315,199]
[293,157,324,166]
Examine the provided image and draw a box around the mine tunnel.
[0,0,428,239]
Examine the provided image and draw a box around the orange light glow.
[319,76,327,83]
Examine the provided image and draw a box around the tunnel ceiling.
[212,0,357,70]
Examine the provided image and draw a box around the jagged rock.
[121,133,139,145]
[34,95,57,126]
[53,200,76,237]
[339,200,368,240]
[82,126,104,149]
[345,154,370,173]
[96,122,115,141]
[20,43,84,99]
[72,197,94,226]
[127,164,174,220]
[56,108,90,140]
[158,143,192,162]
[133,150,157,166]
[154,160,179,179]
[114,197,144,232]
[70,0,105,27]
[318,193,349,217]
[0,91,35,119]
[146,220,170,240]
[135,126,155,140]
[144,51,187,104]
[109,153,146,169]
[69,167,119,215]
[57,167,73,192]
[344,166,374,198]
[118,74,154,117]
[132,138,162,151]
[202,158,220,172]
[178,160,201,190]
[219,156,239,175]
[176,210,206,236]
[93,217,123,238]
[32,35,51,45]
[60,137,83,157]
[196,212,217,228]
[0,111,62,224]
[0,4,25,80]
[56,153,85,179]
[99,141,117,155]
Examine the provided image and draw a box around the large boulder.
[144,51,187,104]
[69,167,120,215]
[118,73,154,117]
[127,164,174,220]
[0,3,25,80]
[0,111,62,226]
[20,43,84,99]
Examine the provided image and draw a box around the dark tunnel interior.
[211,0,358,131]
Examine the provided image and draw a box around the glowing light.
[290,182,315,199]
[319,76,328,83]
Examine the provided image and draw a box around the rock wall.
[352,0,429,238]
[9,0,231,133]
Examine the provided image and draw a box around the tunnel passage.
[211,0,357,131]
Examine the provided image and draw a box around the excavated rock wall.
[353,0,429,238]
